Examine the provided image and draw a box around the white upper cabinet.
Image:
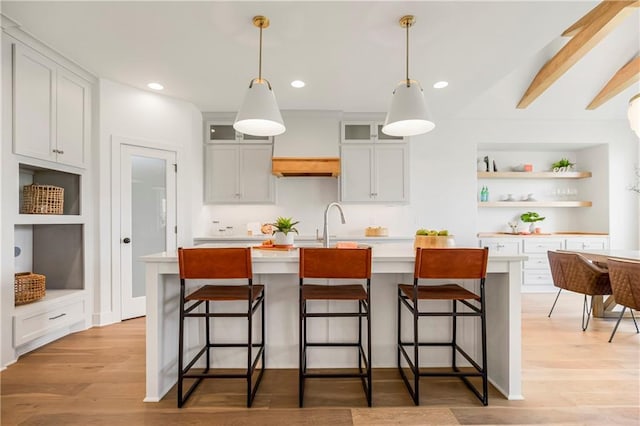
[341,121,404,144]
[12,43,91,168]
[204,144,275,204]
[206,122,271,144]
[340,143,409,203]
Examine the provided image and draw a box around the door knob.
[123,237,131,244]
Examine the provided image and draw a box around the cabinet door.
[480,238,521,255]
[239,145,275,203]
[342,122,375,143]
[340,144,374,202]
[56,68,90,168]
[206,123,239,143]
[565,237,609,251]
[204,145,240,203]
[374,144,409,202]
[13,43,56,162]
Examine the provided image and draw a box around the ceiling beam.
[587,56,640,109]
[562,0,639,37]
[517,0,637,109]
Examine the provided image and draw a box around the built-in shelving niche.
[14,224,84,291]
[18,163,81,216]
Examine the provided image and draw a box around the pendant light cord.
[258,24,263,81]
[405,20,410,87]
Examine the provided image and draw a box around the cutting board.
[252,245,297,251]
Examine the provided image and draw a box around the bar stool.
[298,247,372,407]
[397,247,489,406]
[177,247,265,407]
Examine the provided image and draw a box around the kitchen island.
[142,244,526,403]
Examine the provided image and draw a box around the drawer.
[565,238,608,251]
[523,239,563,254]
[524,255,550,270]
[480,239,521,255]
[13,298,85,347]
[523,270,554,285]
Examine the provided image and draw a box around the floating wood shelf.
[479,201,592,208]
[477,171,592,179]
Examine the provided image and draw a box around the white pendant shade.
[234,80,285,137]
[382,81,435,137]
[629,93,640,138]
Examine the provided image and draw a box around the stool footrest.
[303,372,367,379]
[306,342,360,347]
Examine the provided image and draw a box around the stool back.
[299,247,372,279]
[178,247,252,280]
[608,258,640,311]
[414,247,488,280]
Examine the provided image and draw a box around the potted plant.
[271,216,299,246]
[551,158,575,172]
[520,211,545,233]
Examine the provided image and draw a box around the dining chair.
[606,258,640,342]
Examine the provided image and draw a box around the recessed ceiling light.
[433,81,449,89]
[291,80,305,88]
[147,82,164,90]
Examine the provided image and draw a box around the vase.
[274,232,294,247]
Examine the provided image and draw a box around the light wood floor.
[1,292,639,425]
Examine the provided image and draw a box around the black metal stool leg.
[582,295,592,331]
[608,306,627,342]
[413,296,419,405]
[178,286,185,407]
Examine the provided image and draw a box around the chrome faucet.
[323,202,346,247]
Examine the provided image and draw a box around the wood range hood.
[271,157,340,177]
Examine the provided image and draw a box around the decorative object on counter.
[14,272,46,305]
[508,221,519,234]
[492,160,498,172]
[483,156,490,172]
[365,226,388,237]
[477,158,485,172]
[21,184,64,214]
[520,211,545,233]
[551,158,575,172]
[271,216,299,246]
[381,15,435,137]
[503,194,515,202]
[260,223,273,234]
[524,164,533,172]
[233,15,285,137]
[629,93,639,138]
[523,193,536,201]
[414,229,455,248]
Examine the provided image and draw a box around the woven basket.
[21,184,64,214]
[14,272,46,305]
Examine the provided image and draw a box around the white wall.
[95,79,201,325]
[195,117,638,251]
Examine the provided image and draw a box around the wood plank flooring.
[1,292,638,425]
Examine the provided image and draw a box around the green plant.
[520,211,545,223]
[271,216,299,235]
[551,158,574,169]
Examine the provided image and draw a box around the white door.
[120,145,176,319]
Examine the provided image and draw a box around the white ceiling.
[2,1,639,121]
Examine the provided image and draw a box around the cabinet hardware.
[49,313,66,320]
[58,150,64,154]
[123,237,131,244]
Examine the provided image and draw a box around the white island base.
[142,245,526,403]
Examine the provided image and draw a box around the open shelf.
[13,289,84,313]
[15,215,84,225]
[477,171,592,179]
[479,201,592,207]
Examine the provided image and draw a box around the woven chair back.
[547,251,611,296]
[608,259,640,310]
[178,247,252,280]
[414,248,488,280]
[299,247,372,279]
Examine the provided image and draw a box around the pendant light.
[629,93,640,138]
[382,15,435,137]
[234,15,285,137]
